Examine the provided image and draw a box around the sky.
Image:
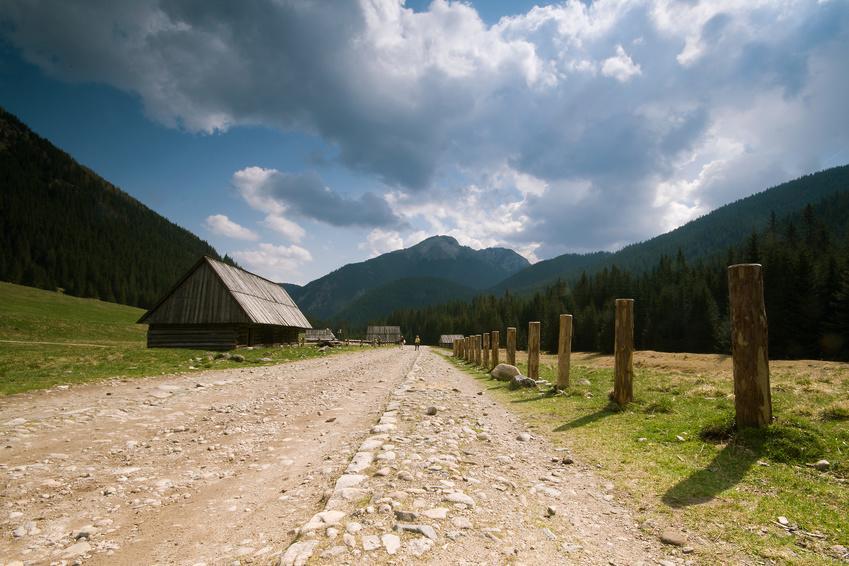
[1,0,848,285]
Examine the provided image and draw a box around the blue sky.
[1,0,848,284]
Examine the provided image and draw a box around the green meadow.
[449,349,849,564]
[0,281,352,395]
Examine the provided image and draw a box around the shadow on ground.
[662,443,760,508]
[553,405,620,431]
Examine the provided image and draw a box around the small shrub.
[822,406,849,421]
[643,397,674,414]
[699,414,736,442]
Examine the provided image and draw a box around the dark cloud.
[243,168,403,229]
[2,0,848,254]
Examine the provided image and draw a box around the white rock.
[346,522,362,534]
[407,537,434,556]
[444,492,475,507]
[335,474,366,490]
[281,541,318,566]
[362,535,381,551]
[62,541,92,559]
[382,533,401,555]
[422,507,449,520]
[451,517,472,529]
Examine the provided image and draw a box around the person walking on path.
[414,335,421,350]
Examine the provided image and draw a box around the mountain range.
[2,106,848,329]
[287,235,528,320]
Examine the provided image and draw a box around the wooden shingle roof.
[138,256,310,328]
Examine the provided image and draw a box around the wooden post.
[465,337,470,361]
[613,299,634,406]
[475,335,482,366]
[454,339,459,357]
[557,314,573,390]
[528,321,540,379]
[483,333,490,369]
[507,327,517,366]
[491,330,500,369]
[728,264,772,428]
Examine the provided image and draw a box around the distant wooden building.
[439,334,464,348]
[366,325,402,344]
[138,256,310,350]
[305,328,337,342]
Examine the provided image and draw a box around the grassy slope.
[446,350,849,564]
[0,281,353,395]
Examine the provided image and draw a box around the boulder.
[508,375,537,390]
[490,363,520,382]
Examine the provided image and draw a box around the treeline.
[387,194,849,360]
[0,107,235,308]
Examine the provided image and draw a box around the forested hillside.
[291,235,529,319]
[0,107,233,308]
[331,276,476,329]
[492,165,849,294]
[389,188,849,361]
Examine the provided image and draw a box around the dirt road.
[0,347,415,565]
[2,347,673,565]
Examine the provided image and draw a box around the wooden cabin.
[305,328,337,342]
[439,334,464,348]
[366,325,402,344]
[138,256,310,350]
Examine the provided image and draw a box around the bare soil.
[3,347,679,565]
[0,347,414,565]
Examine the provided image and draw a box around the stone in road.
[0,347,416,565]
[284,348,670,565]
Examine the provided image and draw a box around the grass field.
[449,349,849,564]
[0,281,354,395]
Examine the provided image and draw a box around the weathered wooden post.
[557,314,573,390]
[728,264,772,428]
[528,321,540,379]
[507,327,517,365]
[491,330,500,369]
[613,299,634,406]
[454,339,459,357]
[475,335,482,366]
[483,332,490,369]
[465,336,471,361]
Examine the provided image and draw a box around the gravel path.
[0,347,415,565]
[282,348,674,566]
[2,346,681,565]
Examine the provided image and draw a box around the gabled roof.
[138,256,310,328]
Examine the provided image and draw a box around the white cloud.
[232,243,313,283]
[4,0,847,259]
[359,228,427,258]
[262,214,305,243]
[601,45,641,82]
[204,214,259,241]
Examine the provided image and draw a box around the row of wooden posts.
[452,264,773,430]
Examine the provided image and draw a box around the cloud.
[359,228,428,258]
[262,214,305,243]
[204,214,259,241]
[4,0,848,256]
[233,166,402,229]
[601,45,641,82]
[231,243,312,283]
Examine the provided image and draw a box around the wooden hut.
[439,334,464,348]
[305,328,337,342]
[366,325,402,344]
[138,256,310,350]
